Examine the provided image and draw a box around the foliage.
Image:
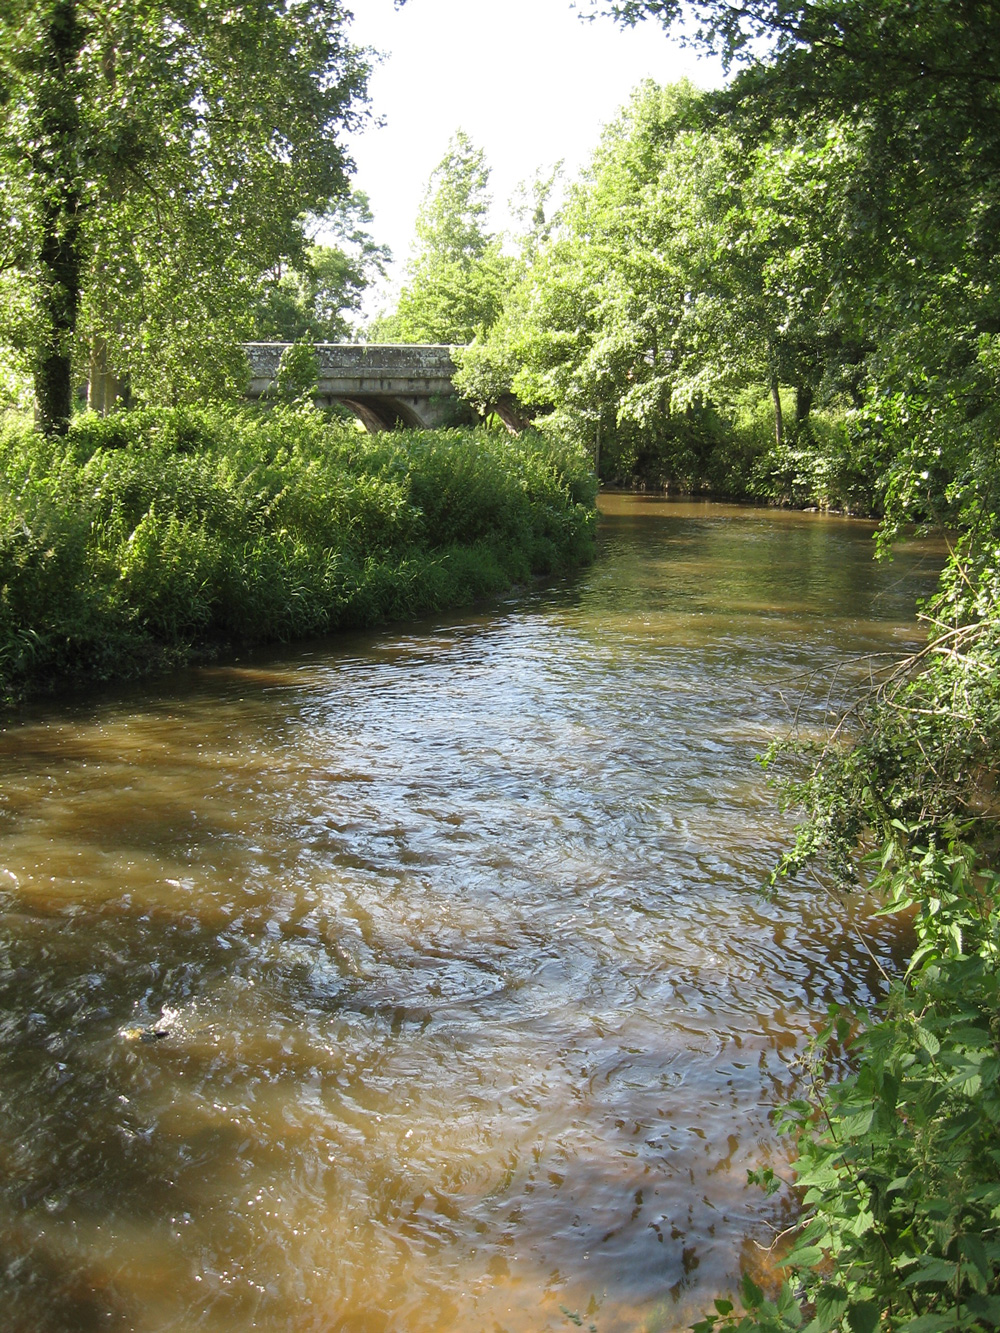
[689,512,1000,1331]
[373,130,511,346]
[271,338,320,404]
[0,406,597,702]
[0,0,371,430]
[389,7,1000,1327]
[580,1,1000,501]
[592,0,1000,121]
[453,81,883,499]
[693,838,1000,1333]
[249,192,390,343]
[765,597,1000,891]
[453,0,1000,513]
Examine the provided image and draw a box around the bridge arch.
[323,394,431,432]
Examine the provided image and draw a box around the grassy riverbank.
[0,406,597,704]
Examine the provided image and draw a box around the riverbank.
[0,406,597,705]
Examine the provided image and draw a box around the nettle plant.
[697,843,1000,1333]
[698,537,1000,1333]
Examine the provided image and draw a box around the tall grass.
[0,406,597,702]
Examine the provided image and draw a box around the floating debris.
[119,1005,181,1044]
[120,1026,171,1044]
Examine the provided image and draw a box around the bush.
[0,406,597,702]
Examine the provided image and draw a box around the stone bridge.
[245,342,526,433]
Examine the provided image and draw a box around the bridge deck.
[244,342,527,433]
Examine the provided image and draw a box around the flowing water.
[0,496,942,1333]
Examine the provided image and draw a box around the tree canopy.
[373,129,510,346]
[249,192,390,344]
[0,0,370,430]
[552,5,1000,1329]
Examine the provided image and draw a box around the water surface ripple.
[0,497,941,1332]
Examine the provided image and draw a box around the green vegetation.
[445,72,973,508]
[3,0,1000,1319]
[378,0,992,520]
[696,547,1000,1333]
[371,129,511,348]
[248,192,391,345]
[0,1,371,431]
[541,1,1000,1328]
[0,406,596,703]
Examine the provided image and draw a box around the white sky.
[342,0,724,313]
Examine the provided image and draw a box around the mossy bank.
[0,406,597,704]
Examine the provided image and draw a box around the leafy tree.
[250,193,390,344]
[457,84,693,472]
[0,0,370,431]
[593,0,1000,117]
[374,130,510,345]
[578,4,1000,1325]
[591,0,1000,504]
[459,81,845,485]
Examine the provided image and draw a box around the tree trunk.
[88,338,127,414]
[770,373,784,450]
[33,1,85,436]
[795,383,814,423]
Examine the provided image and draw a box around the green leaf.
[786,1245,825,1268]
[741,1274,765,1309]
[903,1315,965,1333]
[965,1293,1000,1323]
[958,1232,992,1282]
[902,1257,958,1286]
[842,1106,875,1136]
[847,1210,875,1238]
[846,1302,880,1333]
[814,1284,849,1330]
[914,1025,941,1057]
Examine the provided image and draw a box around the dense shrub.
[0,406,597,702]
[595,395,886,515]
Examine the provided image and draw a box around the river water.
[0,496,941,1333]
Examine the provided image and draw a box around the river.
[0,495,942,1333]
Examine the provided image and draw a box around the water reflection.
[0,497,941,1331]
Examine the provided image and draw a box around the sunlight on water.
[0,498,942,1332]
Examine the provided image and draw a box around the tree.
[459,82,779,481]
[0,0,370,431]
[664,112,867,448]
[592,0,1000,109]
[250,192,390,344]
[579,6,1000,1327]
[374,130,510,345]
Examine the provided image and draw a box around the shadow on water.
[0,497,942,1332]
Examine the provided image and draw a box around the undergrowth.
[695,532,1000,1333]
[0,405,597,702]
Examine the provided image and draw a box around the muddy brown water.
[0,496,942,1333]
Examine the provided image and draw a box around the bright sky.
[343,0,724,313]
